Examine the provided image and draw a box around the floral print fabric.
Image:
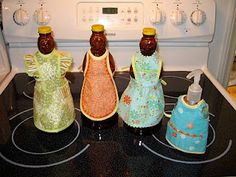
[117,51,164,128]
[24,49,75,133]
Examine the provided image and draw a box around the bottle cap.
[186,69,203,105]
[91,24,104,32]
[38,26,52,34]
[143,27,156,36]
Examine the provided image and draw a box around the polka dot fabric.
[166,95,209,154]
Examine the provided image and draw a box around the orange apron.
[80,49,118,121]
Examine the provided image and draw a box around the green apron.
[24,49,75,133]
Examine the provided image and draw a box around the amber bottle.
[24,26,75,133]
[81,24,118,130]
[125,28,163,136]
[37,26,55,54]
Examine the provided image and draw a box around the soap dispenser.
[165,69,209,154]
[186,69,203,105]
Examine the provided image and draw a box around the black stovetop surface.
[0,71,236,177]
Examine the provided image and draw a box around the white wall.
[208,0,236,87]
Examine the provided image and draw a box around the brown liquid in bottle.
[126,28,162,136]
[37,26,55,54]
[81,24,117,130]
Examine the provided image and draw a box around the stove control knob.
[150,7,166,24]
[190,9,206,26]
[13,8,29,26]
[170,9,186,26]
[34,7,51,25]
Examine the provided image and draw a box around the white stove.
[1,1,236,175]
[1,0,215,70]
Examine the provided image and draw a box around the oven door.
[0,29,10,84]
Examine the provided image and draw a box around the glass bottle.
[80,24,118,130]
[24,26,75,133]
[37,26,55,54]
[119,27,164,135]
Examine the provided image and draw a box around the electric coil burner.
[0,71,236,177]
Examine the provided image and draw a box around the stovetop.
[0,71,235,177]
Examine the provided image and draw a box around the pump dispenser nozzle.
[186,69,203,105]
